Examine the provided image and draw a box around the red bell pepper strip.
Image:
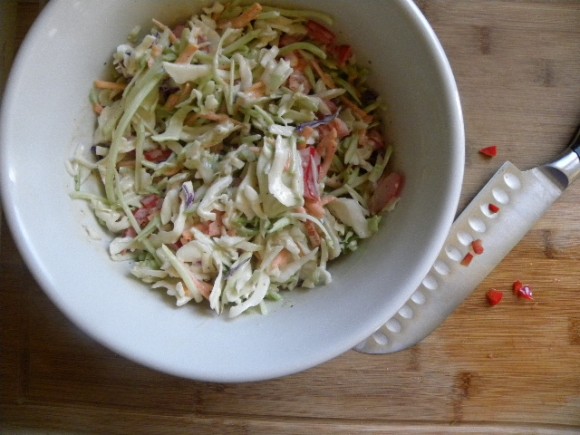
[306,20,336,45]
[144,148,172,163]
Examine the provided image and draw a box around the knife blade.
[356,125,580,354]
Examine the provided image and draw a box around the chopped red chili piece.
[518,286,534,301]
[488,203,501,214]
[519,286,534,301]
[461,252,474,266]
[513,280,535,301]
[479,145,498,157]
[486,289,504,306]
[472,239,484,255]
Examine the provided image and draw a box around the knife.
[356,124,580,354]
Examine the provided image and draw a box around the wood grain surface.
[1,1,580,433]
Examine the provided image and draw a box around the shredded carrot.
[340,97,374,124]
[309,57,335,89]
[178,82,192,101]
[164,82,192,110]
[185,113,199,126]
[304,198,325,219]
[283,51,309,72]
[175,43,199,64]
[241,81,266,100]
[197,112,243,126]
[191,277,213,300]
[164,93,180,110]
[226,3,263,29]
[295,206,322,247]
[318,127,338,180]
[298,126,315,150]
[294,51,309,72]
[304,219,321,248]
[271,249,293,270]
[152,18,178,44]
[94,80,127,91]
[299,125,315,141]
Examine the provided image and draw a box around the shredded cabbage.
[71,1,402,317]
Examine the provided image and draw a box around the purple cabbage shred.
[296,110,340,132]
[181,184,195,209]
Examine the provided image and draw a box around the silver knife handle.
[570,125,580,157]
[355,161,562,354]
[543,125,580,189]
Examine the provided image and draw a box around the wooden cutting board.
[1,1,580,433]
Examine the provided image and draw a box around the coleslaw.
[70,2,403,317]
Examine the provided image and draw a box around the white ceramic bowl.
[0,0,463,382]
